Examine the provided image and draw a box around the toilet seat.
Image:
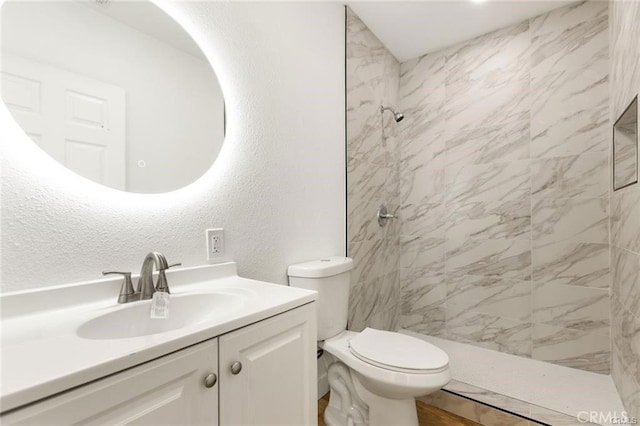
[348,328,449,374]
[321,330,451,401]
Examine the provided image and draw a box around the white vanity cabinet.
[219,303,316,425]
[1,339,220,425]
[1,303,316,426]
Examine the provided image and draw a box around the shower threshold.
[400,330,627,426]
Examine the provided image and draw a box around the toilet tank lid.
[288,257,353,278]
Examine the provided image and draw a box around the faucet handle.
[102,271,137,304]
[155,262,181,294]
[103,270,131,275]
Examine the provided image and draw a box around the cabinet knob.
[204,373,217,388]
[231,361,242,375]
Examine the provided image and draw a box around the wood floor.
[317,393,480,426]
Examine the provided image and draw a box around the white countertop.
[0,263,317,413]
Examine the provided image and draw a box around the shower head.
[380,105,404,123]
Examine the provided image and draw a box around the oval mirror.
[1,0,225,194]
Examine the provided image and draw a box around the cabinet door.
[219,303,317,426]
[2,339,219,425]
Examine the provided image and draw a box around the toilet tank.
[288,257,353,341]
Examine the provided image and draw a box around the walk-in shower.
[346,0,638,423]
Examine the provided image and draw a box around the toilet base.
[323,361,419,426]
[353,373,418,426]
[324,362,368,426]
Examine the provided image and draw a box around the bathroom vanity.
[0,263,317,425]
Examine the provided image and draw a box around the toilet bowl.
[288,257,450,426]
[320,329,450,426]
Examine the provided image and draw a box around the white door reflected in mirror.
[1,0,225,194]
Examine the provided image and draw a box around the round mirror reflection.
[1,0,225,193]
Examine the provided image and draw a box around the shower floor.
[401,330,626,426]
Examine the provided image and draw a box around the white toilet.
[288,257,450,426]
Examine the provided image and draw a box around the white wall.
[1,1,225,194]
[0,1,346,292]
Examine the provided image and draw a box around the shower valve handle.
[377,205,397,227]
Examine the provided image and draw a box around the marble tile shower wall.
[346,8,402,331]
[610,0,640,417]
[397,1,611,373]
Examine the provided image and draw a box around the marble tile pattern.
[346,7,401,332]
[532,323,610,373]
[446,310,533,357]
[393,1,612,372]
[609,0,640,417]
[347,0,618,379]
[531,198,609,289]
[613,346,640,421]
[531,153,608,199]
[530,1,609,160]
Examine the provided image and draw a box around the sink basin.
[77,292,245,340]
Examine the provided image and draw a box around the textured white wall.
[0,1,346,292]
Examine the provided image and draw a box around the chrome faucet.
[138,252,169,299]
[103,251,181,303]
